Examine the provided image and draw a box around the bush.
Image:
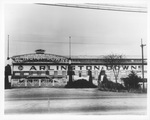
[121,71,142,90]
[99,75,125,91]
[100,80,125,91]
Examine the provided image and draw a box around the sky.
[4,2,147,59]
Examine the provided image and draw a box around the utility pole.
[140,39,146,92]
[69,36,71,59]
[7,35,9,60]
[68,36,72,84]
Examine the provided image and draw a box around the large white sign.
[13,65,143,71]
[12,54,67,63]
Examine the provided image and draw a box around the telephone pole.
[68,36,72,84]
[69,36,71,59]
[140,39,146,92]
[7,35,10,60]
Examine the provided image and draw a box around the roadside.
[4,88,147,115]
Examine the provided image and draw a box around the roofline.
[10,53,147,60]
[13,62,147,65]
[11,53,68,59]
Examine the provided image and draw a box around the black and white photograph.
[1,0,149,120]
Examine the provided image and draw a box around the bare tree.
[103,54,125,84]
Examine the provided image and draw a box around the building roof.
[10,50,147,64]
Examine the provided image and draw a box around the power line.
[11,40,137,45]
[36,3,147,13]
[86,3,146,8]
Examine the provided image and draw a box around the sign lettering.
[12,54,68,63]
[40,66,46,70]
[94,66,100,70]
[61,66,67,70]
[131,65,137,70]
[122,65,129,70]
[30,66,37,70]
[78,65,84,70]
[86,66,92,70]
[14,65,144,71]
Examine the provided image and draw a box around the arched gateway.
[9,49,147,88]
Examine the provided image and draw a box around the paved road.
[5,88,147,115]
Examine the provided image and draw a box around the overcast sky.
[4,2,147,59]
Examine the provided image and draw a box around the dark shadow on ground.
[65,79,97,88]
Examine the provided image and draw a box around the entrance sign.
[11,53,68,63]
[14,65,142,71]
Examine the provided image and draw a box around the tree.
[67,65,75,85]
[103,54,125,85]
[88,70,93,84]
[5,64,12,89]
[121,71,142,90]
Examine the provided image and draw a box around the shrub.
[100,75,125,91]
[121,71,142,90]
